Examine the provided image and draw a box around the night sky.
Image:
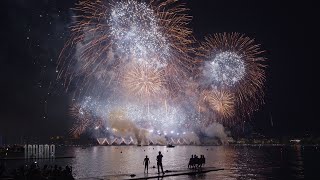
[2,0,317,140]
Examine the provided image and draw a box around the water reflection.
[2,145,320,179]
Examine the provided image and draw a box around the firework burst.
[57,0,194,100]
[200,90,235,120]
[198,32,266,117]
[109,0,169,67]
[69,104,104,138]
[69,104,91,138]
[121,63,166,101]
[58,1,268,138]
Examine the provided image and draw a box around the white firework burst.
[205,51,245,87]
[109,0,169,68]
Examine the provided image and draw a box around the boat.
[167,144,175,148]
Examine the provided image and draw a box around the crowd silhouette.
[188,154,206,169]
[0,162,74,180]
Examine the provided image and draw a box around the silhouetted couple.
[143,151,164,174]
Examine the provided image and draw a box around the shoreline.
[0,156,75,160]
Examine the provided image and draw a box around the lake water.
[2,145,320,179]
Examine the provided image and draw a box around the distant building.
[290,139,301,144]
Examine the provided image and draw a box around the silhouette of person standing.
[188,155,193,168]
[143,155,150,173]
[156,151,164,174]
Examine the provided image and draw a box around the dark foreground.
[0,162,74,180]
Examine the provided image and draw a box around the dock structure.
[77,167,223,180]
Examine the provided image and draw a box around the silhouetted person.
[200,155,205,167]
[156,151,164,174]
[143,155,150,173]
[192,155,195,168]
[188,155,194,168]
[194,155,199,168]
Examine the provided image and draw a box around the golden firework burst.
[200,89,235,119]
[122,63,165,100]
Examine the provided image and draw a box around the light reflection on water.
[3,145,320,179]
